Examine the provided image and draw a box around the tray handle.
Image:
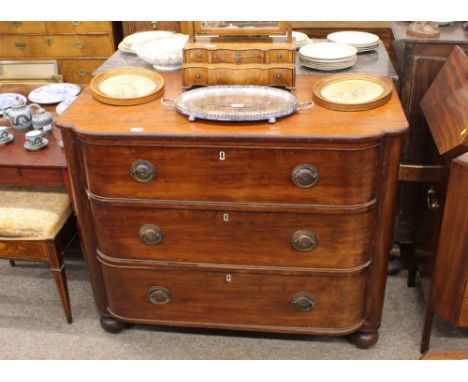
[161,98,176,108]
[297,100,314,111]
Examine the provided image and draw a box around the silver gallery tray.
[161,85,313,123]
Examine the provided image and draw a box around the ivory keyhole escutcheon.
[226,274,232,282]
[223,213,229,222]
[219,151,226,160]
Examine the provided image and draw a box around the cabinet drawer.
[59,59,105,83]
[45,21,111,33]
[212,49,263,64]
[184,49,209,63]
[91,201,373,269]
[266,49,294,64]
[82,143,379,205]
[100,260,367,332]
[127,21,180,34]
[0,21,46,34]
[0,35,114,58]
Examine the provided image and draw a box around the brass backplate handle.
[291,164,319,188]
[151,21,159,30]
[292,230,318,252]
[130,160,156,183]
[292,292,316,312]
[14,42,26,50]
[73,40,85,49]
[138,224,163,245]
[77,69,89,77]
[148,286,171,305]
[71,21,81,26]
[11,21,22,28]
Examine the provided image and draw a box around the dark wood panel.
[82,143,379,206]
[100,259,368,332]
[91,200,373,269]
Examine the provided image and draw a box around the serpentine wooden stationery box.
[57,72,408,349]
[182,22,295,89]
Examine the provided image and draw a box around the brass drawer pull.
[73,40,85,49]
[151,21,159,30]
[276,53,283,60]
[275,73,282,81]
[77,69,89,77]
[292,230,317,252]
[71,21,81,26]
[196,52,202,60]
[148,286,171,305]
[14,42,26,50]
[44,37,53,46]
[130,160,156,183]
[292,292,316,312]
[427,186,440,210]
[139,224,163,245]
[194,73,201,81]
[291,164,319,188]
[11,21,22,28]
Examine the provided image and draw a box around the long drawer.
[45,21,111,33]
[99,259,367,333]
[82,143,379,206]
[58,59,106,83]
[184,49,294,64]
[0,34,114,58]
[91,200,373,269]
[0,22,46,34]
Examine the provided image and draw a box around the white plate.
[56,96,78,115]
[299,42,357,61]
[292,31,309,44]
[327,31,380,47]
[120,31,176,53]
[28,83,81,104]
[0,93,27,116]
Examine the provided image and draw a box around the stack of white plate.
[118,31,176,54]
[299,42,358,71]
[292,31,312,49]
[327,31,380,52]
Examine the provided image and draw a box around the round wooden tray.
[90,67,165,106]
[312,73,393,112]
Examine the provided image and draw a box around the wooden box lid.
[421,46,468,157]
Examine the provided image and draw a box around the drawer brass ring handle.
[14,42,27,50]
[292,292,316,312]
[151,21,159,30]
[292,230,317,252]
[427,186,440,210]
[130,160,156,183]
[275,73,282,80]
[291,164,319,188]
[276,53,283,59]
[148,286,171,305]
[77,69,89,77]
[73,40,85,49]
[71,21,81,26]
[139,224,163,245]
[11,21,22,27]
[194,73,201,81]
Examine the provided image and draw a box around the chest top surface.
[57,72,407,142]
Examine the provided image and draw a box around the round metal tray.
[161,85,313,123]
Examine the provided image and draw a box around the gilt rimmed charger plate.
[0,93,27,116]
[91,67,165,106]
[28,83,81,104]
[313,73,393,111]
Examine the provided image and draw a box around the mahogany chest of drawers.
[57,72,407,348]
[0,21,119,83]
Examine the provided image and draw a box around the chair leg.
[9,260,16,267]
[46,242,72,324]
[50,267,73,324]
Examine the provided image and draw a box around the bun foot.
[347,330,379,349]
[100,315,128,334]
